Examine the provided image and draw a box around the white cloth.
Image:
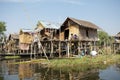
[90,50,97,56]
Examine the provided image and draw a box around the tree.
[0,21,6,41]
[98,31,110,46]
[0,21,6,34]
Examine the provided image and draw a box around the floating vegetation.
[5,56,21,59]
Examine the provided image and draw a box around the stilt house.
[35,21,59,40]
[114,32,120,43]
[19,29,33,51]
[113,32,120,53]
[6,34,19,53]
[60,17,99,41]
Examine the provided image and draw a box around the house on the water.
[19,29,33,53]
[113,32,120,53]
[35,21,59,40]
[33,17,100,56]
[59,17,99,54]
[114,32,120,43]
[5,34,19,53]
[2,17,100,57]
[60,17,99,41]
[0,36,6,53]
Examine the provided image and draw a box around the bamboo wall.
[19,33,33,44]
[69,25,79,40]
[79,27,97,40]
[60,31,64,40]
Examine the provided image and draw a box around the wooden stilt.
[113,43,115,54]
[34,44,36,59]
[67,41,70,58]
[27,49,28,54]
[20,49,21,54]
[50,40,53,58]
[118,43,120,50]
[69,72,73,80]
[78,41,80,55]
[58,41,61,58]
[30,44,32,59]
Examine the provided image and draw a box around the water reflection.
[99,64,120,80]
[0,59,120,80]
[19,63,34,80]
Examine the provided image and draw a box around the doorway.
[64,29,69,40]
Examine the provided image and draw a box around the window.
[86,30,89,37]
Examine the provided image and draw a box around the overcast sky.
[0,0,120,35]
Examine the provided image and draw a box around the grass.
[48,54,120,71]
[10,54,120,72]
[5,56,21,59]
[11,58,48,64]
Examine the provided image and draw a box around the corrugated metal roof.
[22,29,33,33]
[115,32,120,37]
[39,21,60,29]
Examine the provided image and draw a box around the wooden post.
[114,43,116,54]
[94,39,96,50]
[67,41,70,58]
[119,43,120,50]
[81,41,83,49]
[78,41,80,55]
[50,29,53,58]
[50,41,53,58]
[23,50,25,54]
[59,27,61,58]
[84,42,86,55]
[59,41,61,58]
[27,49,28,54]
[69,72,73,80]
[34,44,36,59]
[30,44,32,59]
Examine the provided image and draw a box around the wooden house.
[114,32,120,43]
[113,32,120,53]
[35,21,59,40]
[19,29,33,51]
[60,17,99,41]
[0,42,4,53]
[5,34,19,53]
[0,36,5,53]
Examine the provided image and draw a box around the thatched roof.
[61,17,99,29]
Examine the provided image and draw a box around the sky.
[0,0,120,36]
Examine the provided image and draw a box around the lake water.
[0,59,120,80]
